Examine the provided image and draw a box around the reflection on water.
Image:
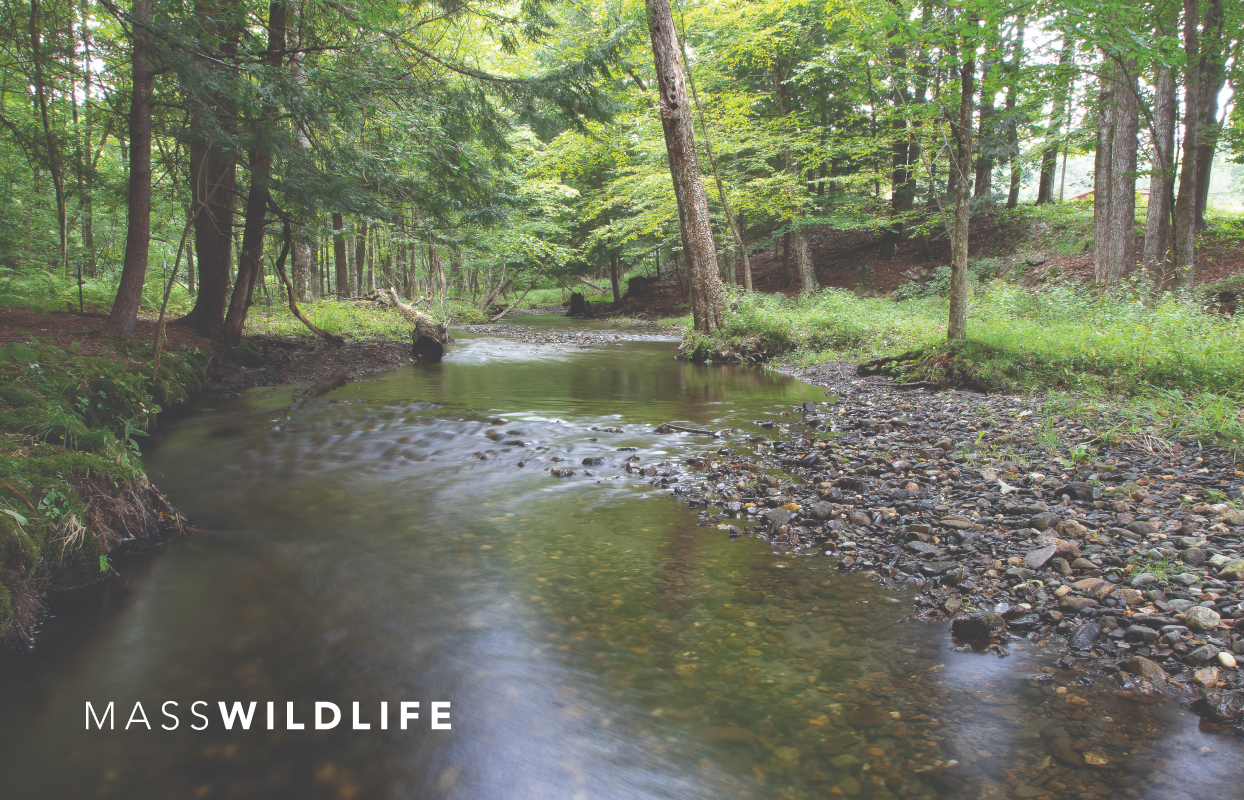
[0,321,1239,799]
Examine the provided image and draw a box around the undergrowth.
[0,335,207,643]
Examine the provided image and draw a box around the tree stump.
[567,292,591,316]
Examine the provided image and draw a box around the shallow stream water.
[1,317,1240,800]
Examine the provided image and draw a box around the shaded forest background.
[2,0,1243,339]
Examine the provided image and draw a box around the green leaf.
[1,508,28,526]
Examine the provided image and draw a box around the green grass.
[688,279,1244,454]
[244,296,486,339]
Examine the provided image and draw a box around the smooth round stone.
[1219,651,1238,669]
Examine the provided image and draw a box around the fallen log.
[286,367,348,411]
[383,287,451,363]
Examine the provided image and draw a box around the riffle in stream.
[0,317,1239,800]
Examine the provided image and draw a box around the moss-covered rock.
[222,338,264,368]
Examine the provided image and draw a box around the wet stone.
[1069,622,1101,649]
[1023,545,1057,570]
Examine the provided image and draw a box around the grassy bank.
[685,283,1244,456]
[0,332,208,644]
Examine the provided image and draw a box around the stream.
[1,317,1240,800]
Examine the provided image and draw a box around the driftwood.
[286,367,348,411]
[383,287,450,362]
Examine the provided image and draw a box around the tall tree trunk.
[1172,0,1210,288]
[1106,59,1139,284]
[103,0,154,338]
[354,220,367,296]
[1092,64,1116,284]
[332,212,348,297]
[949,39,975,342]
[1194,26,1226,229]
[223,0,286,346]
[1037,42,1075,205]
[973,47,996,198]
[772,60,816,293]
[181,0,240,336]
[681,33,749,290]
[646,0,724,332]
[29,0,68,277]
[78,0,97,276]
[889,25,912,221]
[1004,15,1025,209]
[610,250,622,304]
[1143,63,1177,286]
[289,0,312,302]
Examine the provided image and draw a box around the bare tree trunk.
[1106,59,1139,284]
[1004,15,1025,210]
[1143,63,1177,286]
[1172,0,1208,288]
[973,44,996,198]
[646,0,724,333]
[103,0,154,339]
[289,0,312,303]
[223,0,286,345]
[354,220,367,296]
[1037,42,1075,205]
[29,0,68,277]
[772,59,817,293]
[332,212,348,297]
[1194,36,1226,229]
[949,40,975,342]
[181,0,239,336]
[610,251,622,304]
[1093,65,1115,285]
[681,33,749,290]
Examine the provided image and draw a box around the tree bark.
[180,0,240,336]
[103,0,154,339]
[1037,42,1074,205]
[222,0,286,346]
[1004,15,1025,209]
[1194,12,1226,229]
[1172,0,1208,288]
[332,212,348,297]
[973,47,996,198]
[949,40,974,342]
[681,33,750,290]
[1092,64,1115,284]
[1106,59,1139,284]
[610,250,622,304]
[646,0,724,333]
[29,0,68,277]
[773,59,816,293]
[1143,62,1177,286]
[354,219,367,296]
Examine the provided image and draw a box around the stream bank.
[0,307,420,646]
[669,358,1244,733]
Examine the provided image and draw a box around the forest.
[1,0,1241,344]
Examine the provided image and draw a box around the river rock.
[1029,512,1059,531]
[1123,656,1169,681]
[1127,521,1159,535]
[1217,559,1244,581]
[1219,651,1238,668]
[1181,548,1208,567]
[1113,587,1144,605]
[1023,545,1057,570]
[1124,625,1160,643]
[809,501,833,520]
[1055,519,1088,539]
[1194,667,1220,688]
[1069,622,1101,649]
[1185,606,1221,631]
[1058,596,1098,613]
[951,612,1006,642]
[1131,572,1156,588]
[1187,645,1221,666]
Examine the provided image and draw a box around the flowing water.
[1,317,1240,800]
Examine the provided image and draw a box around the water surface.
[1,318,1239,800]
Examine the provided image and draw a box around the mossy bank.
[0,331,209,646]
